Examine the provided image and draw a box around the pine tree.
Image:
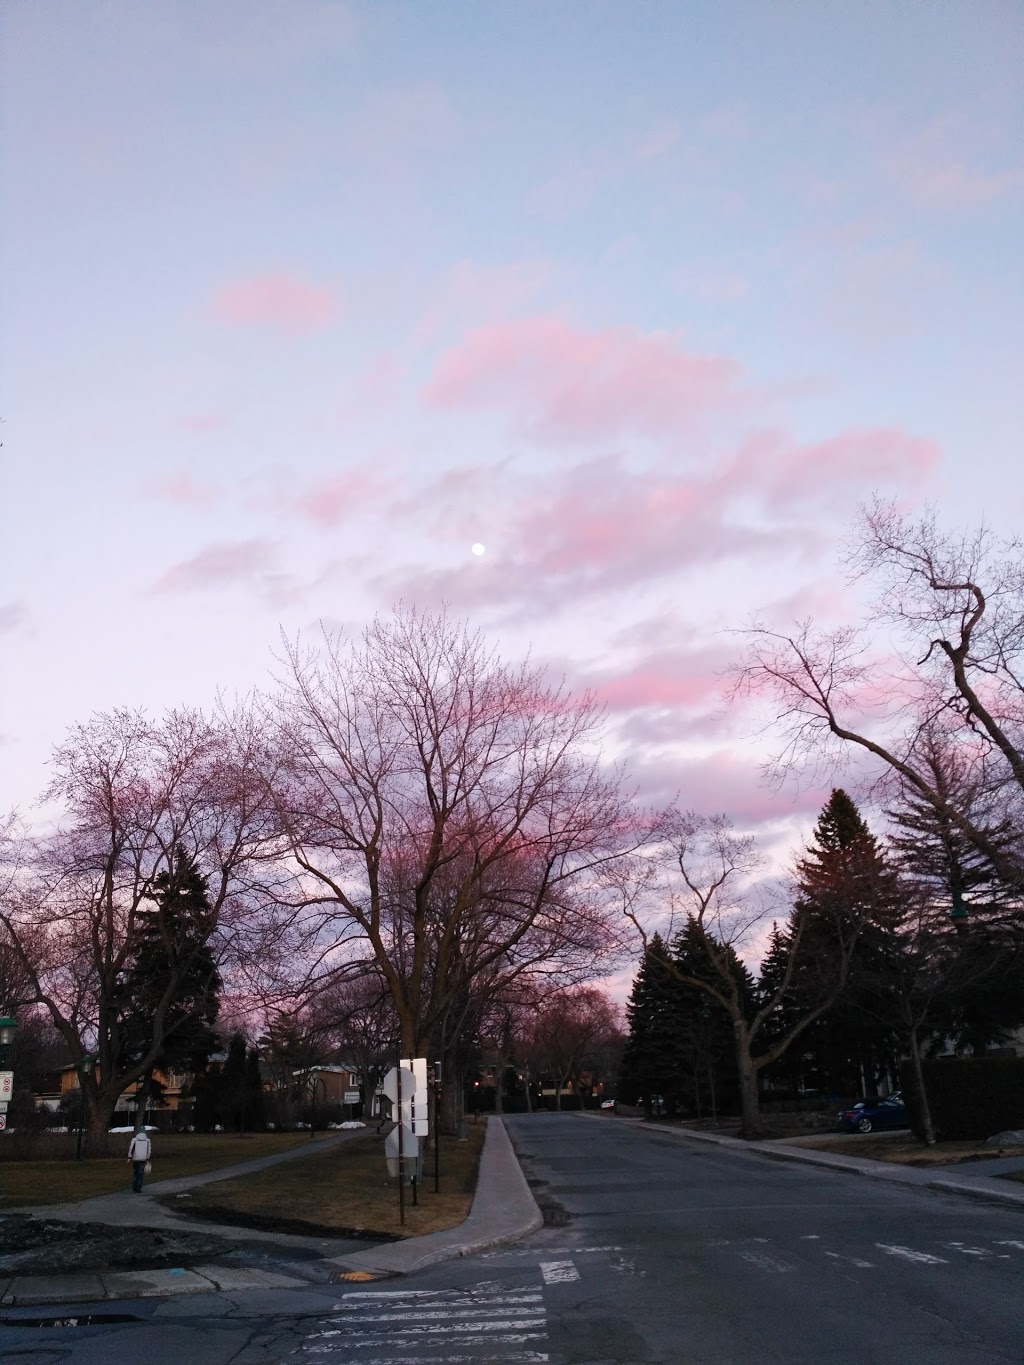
[785,790,905,1096]
[671,919,751,1119]
[221,1032,249,1132]
[887,749,1024,1058]
[112,844,221,1124]
[619,934,688,1116]
[245,1046,266,1130]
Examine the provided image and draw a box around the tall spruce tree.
[671,919,751,1119]
[619,934,687,1116]
[887,750,1024,1060]
[112,844,221,1125]
[784,790,905,1096]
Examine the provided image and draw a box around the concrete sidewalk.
[0,1118,542,1308]
[601,1113,1024,1208]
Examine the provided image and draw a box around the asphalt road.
[4,1113,1024,1364]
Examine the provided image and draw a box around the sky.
[2,1,1023,891]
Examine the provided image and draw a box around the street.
[3,1113,1024,1364]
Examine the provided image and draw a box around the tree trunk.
[734,1021,766,1140]
[523,1065,533,1114]
[908,1027,936,1145]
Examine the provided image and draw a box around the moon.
[471,543,486,556]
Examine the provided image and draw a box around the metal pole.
[434,1069,440,1194]
[397,1053,405,1226]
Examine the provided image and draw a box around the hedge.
[902,1056,1024,1141]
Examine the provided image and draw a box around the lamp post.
[308,1069,327,1137]
[75,1053,97,1161]
[0,1016,16,1068]
[0,1017,17,1133]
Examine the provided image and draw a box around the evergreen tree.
[245,1045,266,1130]
[887,746,1024,1058]
[113,844,221,1083]
[784,790,905,1096]
[221,1032,249,1132]
[671,919,752,1119]
[619,934,688,1116]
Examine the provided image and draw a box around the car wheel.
[857,1117,873,1134]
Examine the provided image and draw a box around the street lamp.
[0,1017,17,1132]
[0,1016,16,1068]
[308,1069,327,1137]
[75,1053,97,1161]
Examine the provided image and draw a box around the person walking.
[128,1127,152,1192]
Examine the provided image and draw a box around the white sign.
[400,1057,429,1137]
[0,1114,6,1130]
[343,1089,360,1105]
[0,1072,12,1102]
[381,1067,415,1104]
[383,1121,417,1159]
[0,1100,8,1113]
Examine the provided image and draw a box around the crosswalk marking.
[300,1286,551,1362]
[824,1251,874,1269]
[876,1244,947,1265]
[539,1261,579,1284]
[736,1250,794,1274]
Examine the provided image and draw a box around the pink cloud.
[149,471,220,506]
[723,427,940,510]
[209,274,337,335]
[424,315,741,444]
[0,601,28,634]
[174,409,227,434]
[294,466,384,526]
[887,117,1024,211]
[151,539,276,594]
[590,651,729,713]
[415,259,556,345]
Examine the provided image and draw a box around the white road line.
[333,1298,541,1315]
[943,1244,991,1257]
[481,1245,620,1259]
[876,1244,947,1265]
[310,1310,546,1329]
[539,1260,580,1284]
[994,1240,1024,1251]
[824,1252,874,1269]
[737,1250,794,1273]
[303,1334,548,1354]
[338,1294,546,1304]
[333,1357,549,1364]
[800,1235,820,1240]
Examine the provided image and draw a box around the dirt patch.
[783,1132,1024,1166]
[0,1215,237,1276]
[174,1204,399,1241]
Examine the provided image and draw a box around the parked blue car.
[836,1092,908,1134]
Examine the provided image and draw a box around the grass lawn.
[0,1132,333,1207]
[169,1124,487,1240]
[786,1131,1024,1166]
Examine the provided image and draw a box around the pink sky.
[2,3,1023,955]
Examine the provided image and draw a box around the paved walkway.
[17,1128,370,1246]
[0,1118,543,1307]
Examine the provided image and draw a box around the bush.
[903,1056,1024,1141]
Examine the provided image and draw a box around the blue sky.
[2,1,1023,865]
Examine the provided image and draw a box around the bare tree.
[0,708,280,1138]
[734,502,1024,891]
[526,986,622,1111]
[260,608,644,1132]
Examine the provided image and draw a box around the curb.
[0,1118,542,1308]
[330,1116,543,1275]
[594,1113,1024,1210]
